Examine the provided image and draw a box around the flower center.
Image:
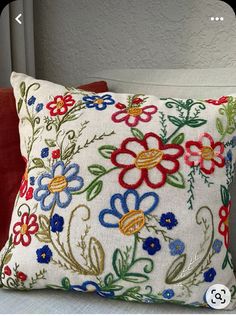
[56,100,64,109]
[201,146,215,160]
[166,219,171,223]
[41,253,46,259]
[127,107,143,117]
[48,176,68,193]
[119,210,145,236]
[135,149,163,169]
[20,224,28,235]
[95,98,104,104]
[150,243,155,248]
[224,217,229,227]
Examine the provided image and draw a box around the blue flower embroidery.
[203,268,216,282]
[162,289,175,299]
[28,96,36,106]
[36,245,52,264]
[143,237,161,255]
[36,103,44,112]
[226,149,232,163]
[70,281,114,298]
[212,239,223,253]
[99,190,159,230]
[83,94,115,111]
[41,147,49,158]
[30,176,35,186]
[159,212,178,230]
[169,239,185,256]
[34,161,83,211]
[50,214,64,233]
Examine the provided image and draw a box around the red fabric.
[0,81,108,249]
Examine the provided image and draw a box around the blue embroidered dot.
[28,96,36,106]
[226,149,232,163]
[212,239,223,253]
[41,147,49,158]
[143,237,161,255]
[162,289,175,299]
[36,245,52,264]
[30,176,35,186]
[159,212,178,230]
[203,268,216,282]
[36,103,44,112]
[50,214,64,233]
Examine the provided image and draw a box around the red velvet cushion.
[0,81,108,249]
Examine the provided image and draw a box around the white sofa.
[1,68,236,314]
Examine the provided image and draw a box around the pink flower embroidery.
[112,102,157,127]
[185,133,225,174]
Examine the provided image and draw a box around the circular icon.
[205,284,231,309]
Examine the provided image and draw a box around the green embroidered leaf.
[104,273,114,286]
[165,254,186,284]
[88,164,106,176]
[166,172,185,189]
[45,139,56,147]
[171,133,185,145]
[98,145,117,159]
[32,158,45,168]
[125,286,141,294]
[123,273,148,283]
[62,144,75,160]
[221,185,230,206]
[112,249,125,277]
[34,126,44,138]
[3,253,12,265]
[88,237,105,275]
[186,119,207,128]
[20,81,26,97]
[131,128,144,140]
[167,116,184,127]
[87,180,103,201]
[216,118,224,135]
[61,277,71,290]
[17,98,23,113]
[108,284,124,291]
[35,215,51,243]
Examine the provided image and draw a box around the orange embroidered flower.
[185,133,225,174]
[111,132,184,189]
[46,95,75,116]
[13,212,39,247]
[218,201,231,249]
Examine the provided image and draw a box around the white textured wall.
[33,0,236,85]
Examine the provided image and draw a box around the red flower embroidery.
[13,212,39,247]
[25,187,34,200]
[218,201,231,249]
[52,149,61,159]
[205,96,228,105]
[46,95,75,116]
[112,103,157,127]
[4,266,12,276]
[111,132,184,189]
[185,133,225,174]
[17,271,27,282]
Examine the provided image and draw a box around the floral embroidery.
[34,161,84,211]
[205,96,228,105]
[99,189,159,235]
[46,95,75,116]
[52,149,60,159]
[185,133,225,174]
[36,245,53,264]
[169,239,185,256]
[159,212,178,230]
[50,214,64,233]
[41,147,49,158]
[25,187,34,200]
[218,201,231,249]
[143,237,161,255]
[3,266,11,276]
[162,289,175,299]
[28,96,36,106]
[111,132,184,189]
[83,94,115,111]
[13,212,39,247]
[111,95,158,127]
[16,271,27,282]
[36,103,44,112]
[212,239,223,253]
[203,268,216,282]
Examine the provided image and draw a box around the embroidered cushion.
[1,72,236,310]
[0,81,108,250]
